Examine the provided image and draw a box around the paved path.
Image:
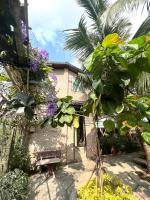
[29,153,150,200]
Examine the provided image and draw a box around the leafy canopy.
[82,34,150,116]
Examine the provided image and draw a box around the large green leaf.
[119,125,130,135]
[102,33,124,48]
[89,92,97,101]
[141,132,150,146]
[92,79,103,96]
[73,116,79,128]
[16,92,35,107]
[103,119,115,132]
[59,114,73,124]
[129,35,146,46]
[116,104,124,113]
[24,107,34,120]
[63,107,75,115]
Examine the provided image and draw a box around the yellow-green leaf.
[102,33,124,48]
[73,116,79,128]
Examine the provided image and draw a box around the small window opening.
[77,116,85,147]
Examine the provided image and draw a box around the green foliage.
[0,169,29,200]
[102,33,124,48]
[117,95,150,145]
[101,135,140,154]
[78,174,137,200]
[52,96,75,127]
[9,138,30,173]
[41,96,78,128]
[8,91,35,120]
[82,34,150,116]
[141,132,150,146]
[103,120,115,132]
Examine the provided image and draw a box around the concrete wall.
[53,68,88,101]
[28,68,96,164]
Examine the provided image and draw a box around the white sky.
[28,0,84,46]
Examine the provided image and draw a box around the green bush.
[10,139,30,173]
[0,169,29,200]
[101,135,140,155]
[78,174,137,200]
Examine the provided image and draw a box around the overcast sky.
[27,0,148,67]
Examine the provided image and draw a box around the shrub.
[101,135,140,155]
[77,174,137,200]
[9,139,30,173]
[0,169,29,200]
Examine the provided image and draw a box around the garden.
[0,0,150,200]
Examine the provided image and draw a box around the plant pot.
[143,142,150,173]
[111,146,118,155]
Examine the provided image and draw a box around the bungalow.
[28,62,97,164]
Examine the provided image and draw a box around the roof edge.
[47,62,82,74]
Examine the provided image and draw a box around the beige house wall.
[28,68,96,164]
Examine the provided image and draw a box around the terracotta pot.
[111,146,117,155]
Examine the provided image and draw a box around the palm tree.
[64,0,131,61]
[64,0,150,61]
[65,0,150,95]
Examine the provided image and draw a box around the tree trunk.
[143,142,150,173]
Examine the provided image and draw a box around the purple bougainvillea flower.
[38,49,49,60]
[29,58,40,72]
[47,102,57,117]
[48,73,57,86]
[48,73,57,81]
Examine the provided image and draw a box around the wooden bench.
[35,150,61,175]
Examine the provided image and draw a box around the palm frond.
[76,0,107,22]
[64,16,95,60]
[103,15,132,39]
[102,0,150,29]
[107,0,150,15]
[73,72,92,91]
[136,72,150,96]
[133,15,150,38]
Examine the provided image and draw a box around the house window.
[76,116,86,147]
[72,78,84,92]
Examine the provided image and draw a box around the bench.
[35,150,61,175]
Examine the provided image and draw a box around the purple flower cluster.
[48,73,57,86]
[20,20,28,44]
[29,48,49,72]
[29,58,40,72]
[47,102,57,117]
[38,49,49,60]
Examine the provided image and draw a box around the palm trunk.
[143,142,150,172]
